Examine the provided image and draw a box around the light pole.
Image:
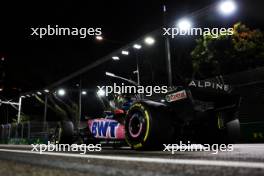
[17,97,22,123]
[42,90,49,129]
[133,44,142,86]
[136,54,140,86]
[78,77,82,129]
[43,94,48,131]
[163,5,173,86]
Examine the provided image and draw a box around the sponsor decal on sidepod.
[88,119,125,139]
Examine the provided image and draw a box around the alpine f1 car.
[53,79,241,150]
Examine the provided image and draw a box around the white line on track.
[0,148,264,169]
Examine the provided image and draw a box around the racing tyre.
[202,112,240,145]
[225,118,240,143]
[125,101,174,150]
[50,121,74,144]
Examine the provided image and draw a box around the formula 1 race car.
[53,79,241,150]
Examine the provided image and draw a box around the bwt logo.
[92,121,118,138]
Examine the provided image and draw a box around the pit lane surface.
[0,144,264,176]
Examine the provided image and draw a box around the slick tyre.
[50,121,74,144]
[202,112,240,145]
[125,101,174,150]
[215,112,240,144]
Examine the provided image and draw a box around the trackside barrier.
[0,121,58,144]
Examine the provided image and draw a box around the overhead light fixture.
[82,91,87,95]
[177,18,192,31]
[96,36,103,41]
[37,92,42,95]
[144,37,155,45]
[112,56,120,60]
[133,44,142,49]
[97,89,105,97]
[105,72,115,77]
[57,89,66,96]
[44,89,49,93]
[121,50,129,55]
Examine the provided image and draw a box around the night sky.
[1,0,264,94]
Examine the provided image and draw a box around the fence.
[0,121,58,144]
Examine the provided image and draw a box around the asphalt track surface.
[0,144,264,176]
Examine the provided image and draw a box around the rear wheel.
[225,118,240,143]
[125,101,174,150]
[50,121,74,144]
[200,112,240,144]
